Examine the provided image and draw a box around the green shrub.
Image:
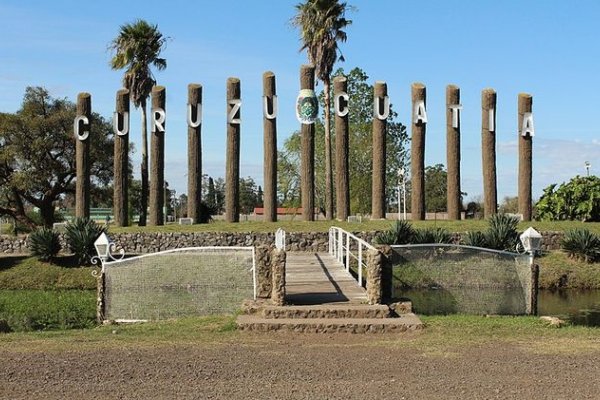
[485,214,519,251]
[412,227,452,244]
[65,217,107,266]
[374,220,414,245]
[561,229,600,263]
[462,231,488,248]
[27,227,61,262]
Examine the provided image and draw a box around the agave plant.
[412,227,452,244]
[27,227,61,262]
[65,218,107,265]
[561,229,600,263]
[485,214,519,251]
[461,231,488,248]
[374,220,415,245]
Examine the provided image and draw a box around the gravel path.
[1,333,599,399]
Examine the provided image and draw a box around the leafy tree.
[536,175,600,221]
[202,175,225,215]
[292,0,353,219]
[0,87,114,228]
[424,164,447,213]
[109,19,168,226]
[278,67,409,215]
[239,176,260,215]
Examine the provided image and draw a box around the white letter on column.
[263,95,277,120]
[521,112,535,137]
[414,100,428,124]
[228,99,241,124]
[152,108,166,133]
[74,115,89,141]
[449,104,462,128]
[488,108,495,132]
[187,103,202,128]
[335,92,349,117]
[113,112,129,136]
[374,95,390,120]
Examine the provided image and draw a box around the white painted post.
[338,229,343,263]
[358,243,363,286]
[345,232,350,272]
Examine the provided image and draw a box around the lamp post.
[585,161,591,177]
[398,168,407,220]
[519,227,542,315]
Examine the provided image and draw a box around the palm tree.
[109,19,168,226]
[292,0,352,220]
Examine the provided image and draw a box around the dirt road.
[1,332,599,399]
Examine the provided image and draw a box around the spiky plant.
[65,218,107,265]
[412,227,452,244]
[561,229,600,263]
[462,231,488,248]
[485,213,519,251]
[27,227,61,262]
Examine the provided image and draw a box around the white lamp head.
[519,227,542,254]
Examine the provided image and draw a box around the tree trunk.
[300,65,315,221]
[149,86,165,226]
[372,81,387,219]
[411,83,426,220]
[75,92,91,219]
[263,72,277,222]
[187,83,203,224]
[334,75,350,221]
[139,101,149,226]
[324,79,333,220]
[518,93,533,221]
[226,78,241,223]
[39,201,55,228]
[481,88,498,218]
[113,89,129,227]
[446,85,461,220]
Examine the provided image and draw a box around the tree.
[109,19,168,226]
[278,67,409,215]
[424,164,447,213]
[536,176,600,222]
[292,0,353,220]
[0,87,114,227]
[499,196,519,214]
[239,177,260,215]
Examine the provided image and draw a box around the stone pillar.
[411,83,426,220]
[300,65,315,221]
[226,78,241,223]
[263,72,278,222]
[482,88,498,218]
[113,89,130,227]
[255,246,272,298]
[75,92,91,219]
[377,245,394,301]
[334,75,350,221]
[528,263,539,316]
[446,85,461,220]
[372,81,388,219]
[271,248,286,306]
[187,84,203,224]
[518,93,534,221]
[366,249,383,305]
[97,272,105,323]
[149,86,166,226]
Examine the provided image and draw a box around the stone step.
[236,314,424,334]
[261,304,392,319]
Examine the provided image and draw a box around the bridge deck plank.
[285,252,367,305]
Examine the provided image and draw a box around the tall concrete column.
[482,88,498,218]
[75,92,91,219]
[149,86,165,226]
[226,78,241,223]
[334,75,350,221]
[300,65,315,221]
[411,83,427,220]
[518,93,534,221]
[446,85,461,220]
[371,81,388,219]
[113,89,129,226]
[263,72,278,222]
[187,83,203,223]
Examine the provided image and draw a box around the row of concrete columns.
[74,66,535,225]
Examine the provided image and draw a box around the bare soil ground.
[1,332,599,400]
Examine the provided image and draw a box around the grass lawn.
[0,314,597,355]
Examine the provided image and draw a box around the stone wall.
[0,230,567,255]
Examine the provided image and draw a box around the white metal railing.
[275,228,286,251]
[328,226,376,287]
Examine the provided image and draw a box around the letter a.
[521,112,535,137]
[414,100,427,124]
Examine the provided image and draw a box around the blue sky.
[1,0,599,203]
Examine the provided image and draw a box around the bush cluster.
[374,220,453,245]
[26,217,107,265]
[561,229,600,263]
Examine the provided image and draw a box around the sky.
[1,0,599,204]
